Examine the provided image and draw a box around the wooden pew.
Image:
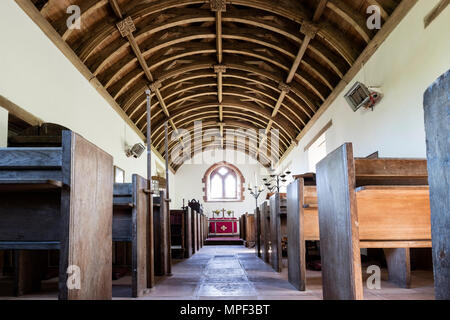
[242,213,256,248]
[316,143,431,300]
[188,200,203,253]
[286,173,319,291]
[113,174,150,297]
[0,131,113,299]
[423,70,449,300]
[269,193,288,272]
[255,208,262,258]
[170,209,186,259]
[184,208,193,258]
[153,190,171,276]
[203,215,209,242]
[259,201,271,264]
[239,215,246,241]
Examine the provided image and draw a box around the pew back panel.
[269,193,286,273]
[424,70,450,300]
[316,143,431,300]
[316,143,363,300]
[59,131,113,300]
[260,202,271,264]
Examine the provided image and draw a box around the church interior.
[0,0,448,301]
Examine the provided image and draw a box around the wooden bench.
[240,213,256,248]
[259,201,271,264]
[188,200,203,253]
[0,131,113,299]
[153,190,171,276]
[287,173,319,291]
[316,143,431,300]
[113,174,151,297]
[170,209,193,259]
[269,193,288,272]
[254,208,261,258]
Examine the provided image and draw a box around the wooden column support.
[383,248,411,288]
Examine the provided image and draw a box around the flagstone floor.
[130,245,435,300]
[0,245,435,300]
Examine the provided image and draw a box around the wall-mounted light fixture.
[126,143,145,158]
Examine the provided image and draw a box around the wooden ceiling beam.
[257,0,326,157]
[14,0,176,174]
[275,0,417,168]
[82,13,346,83]
[115,16,181,138]
[109,0,123,19]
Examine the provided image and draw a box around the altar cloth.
[209,218,238,236]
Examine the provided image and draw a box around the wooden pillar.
[145,90,155,288]
[423,70,450,300]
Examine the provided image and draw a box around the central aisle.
[139,245,322,300]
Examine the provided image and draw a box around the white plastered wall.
[277,0,450,181]
[0,1,174,190]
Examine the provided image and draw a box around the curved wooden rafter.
[30,0,402,171]
[115,57,321,119]
[100,32,331,103]
[166,122,278,168]
[163,119,276,157]
[123,61,318,121]
[171,141,274,171]
[69,1,357,71]
[141,79,308,129]
[147,95,298,142]
[153,111,291,154]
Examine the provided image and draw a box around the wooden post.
[423,70,450,300]
[316,143,363,300]
[164,122,172,275]
[383,248,411,288]
[145,90,155,288]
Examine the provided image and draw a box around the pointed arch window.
[203,162,245,202]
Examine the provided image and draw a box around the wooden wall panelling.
[423,70,450,300]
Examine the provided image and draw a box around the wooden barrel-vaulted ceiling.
[25,0,409,171]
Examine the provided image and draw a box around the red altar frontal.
[209,218,238,236]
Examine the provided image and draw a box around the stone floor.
[0,245,435,300]
[127,245,435,300]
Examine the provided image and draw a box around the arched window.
[203,162,245,202]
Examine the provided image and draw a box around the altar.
[209,217,239,236]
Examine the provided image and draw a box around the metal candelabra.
[262,170,292,193]
[247,184,264,211]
